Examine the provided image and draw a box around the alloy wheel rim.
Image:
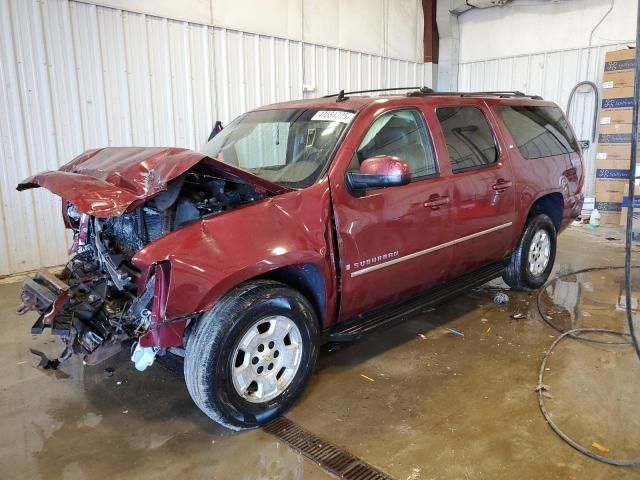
[528,229,551,277]
[231,315,303,403]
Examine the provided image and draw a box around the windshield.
[200,108,355,188]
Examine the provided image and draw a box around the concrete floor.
[2,224,640,479]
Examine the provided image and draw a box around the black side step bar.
[327,261,506,342]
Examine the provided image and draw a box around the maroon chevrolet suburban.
[17,88,584,429]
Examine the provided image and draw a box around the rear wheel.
[503,214,557,291]
[184,280,319,430]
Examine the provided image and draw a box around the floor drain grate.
[264,417,393,480]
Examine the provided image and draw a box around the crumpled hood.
[17,147,286,217]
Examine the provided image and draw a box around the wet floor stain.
[538,267,640,333]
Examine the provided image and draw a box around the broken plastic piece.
[591,442,610,454]
[446,328,464,337]
[131,343,160,372]
[493,292,510,304]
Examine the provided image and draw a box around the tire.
[184,280,319,430]
[502,214,557,291]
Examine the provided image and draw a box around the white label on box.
[600,117,611,125]
[597,152,608,160]
[602,80,614,89]
[311,110,355,123]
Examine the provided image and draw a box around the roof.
[255,89,555,112]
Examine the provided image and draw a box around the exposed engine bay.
[18,167,266,368]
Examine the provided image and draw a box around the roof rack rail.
[406,88,543,99]
[324,86,423,102]
[323,87,543,101]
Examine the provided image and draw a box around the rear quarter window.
[496,105,578,159]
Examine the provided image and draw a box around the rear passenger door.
[432,102,516,277]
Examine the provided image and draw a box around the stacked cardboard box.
[619,182,640,230]
[596,48,635,224]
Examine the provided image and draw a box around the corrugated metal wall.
[459,41,635,198]
[0,0,431,276]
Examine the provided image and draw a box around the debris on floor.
[360,374,375,382]
[510,313,526,320]
[591,442,610,454]
[30,348,60,370]
[417,333,427,340]
[104,367,115,377]
[446,328,464,337]
[493,292,510,304]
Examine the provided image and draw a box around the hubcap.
[528,229,551,277]
[231,315,303,403]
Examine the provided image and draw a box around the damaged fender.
[132,180,338,348]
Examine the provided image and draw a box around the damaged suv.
[17,89,584,429]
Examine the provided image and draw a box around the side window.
[495,105,578,159]
[436,106,498,172]
[354,109,437,180]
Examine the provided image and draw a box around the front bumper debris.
[17,269,71,335]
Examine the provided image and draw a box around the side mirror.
[346,155,411,192]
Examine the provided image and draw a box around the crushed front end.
[16,147,274,370]
[18,209,179,369]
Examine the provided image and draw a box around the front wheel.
[502,214,557,291]
[184,280,319,430]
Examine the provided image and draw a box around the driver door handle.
[424,195,450,210]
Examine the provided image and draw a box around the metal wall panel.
[459,42,635,197]
[0,0,432,276]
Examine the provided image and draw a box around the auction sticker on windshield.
[311,110,356,123]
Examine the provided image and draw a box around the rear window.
[436,106,498,172]
[496,105,578,159]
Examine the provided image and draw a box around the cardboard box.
[597,143,632,161]
[600,109,633,125]
[598,132,632,145]
[595,198,622,225]
[602,70,635,89]
[596,158,631,170]
[601,86,634,110]
[601,211,622,225]
[602,86,634,100]
[619,182,640,229]
[596,181,625,202]
[619,205,640,229]
[599,123,632,135]
[604,47,636,71]
[602,47,635,89]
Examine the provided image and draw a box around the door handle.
[492,180,513,192]
[423,195,450,210]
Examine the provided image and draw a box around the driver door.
[331,108,455,320]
